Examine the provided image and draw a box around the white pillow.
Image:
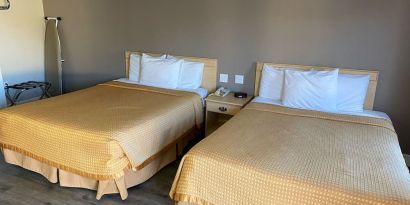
[128,53,141,82]
[337,74,370,112]
[282,69,339,112]
[258,65,285,100]
[167,55,204,89]
[140,54,183,89]
[128,53,166,82]
[178,60,204,89]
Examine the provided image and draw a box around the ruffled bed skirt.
[178,202,199,205]
[1,135,191,200]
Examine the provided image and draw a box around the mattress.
[170,102,410,205]
[0,81,203,180]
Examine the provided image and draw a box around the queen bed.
[0,51,217,200]
[170,63,410,205]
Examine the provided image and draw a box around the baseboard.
[404,154,410,167]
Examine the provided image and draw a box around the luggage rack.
[5,81,51,106]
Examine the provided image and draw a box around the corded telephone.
[214,87,230,97]
[0,0,10,10]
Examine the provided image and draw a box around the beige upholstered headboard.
[125,51,218,93]
[254,63,379,110]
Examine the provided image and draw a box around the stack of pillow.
[128,53,205,90]
[259,64,370,113]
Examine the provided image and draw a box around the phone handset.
[214,87,230,97]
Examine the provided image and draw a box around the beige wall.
[42,0,410,154]
[0,0,45,100]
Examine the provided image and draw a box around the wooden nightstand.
[205,93,253,136]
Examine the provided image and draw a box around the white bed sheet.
[252,97,391,120]
[114,78,208,104]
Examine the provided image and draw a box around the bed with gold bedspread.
[0,81,203,199]
[170,102,410,205]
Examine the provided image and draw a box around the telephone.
[0,0,10,10]
[214,87,231,97]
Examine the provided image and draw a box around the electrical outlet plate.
[219,74,228,83]
[235,75,244,84]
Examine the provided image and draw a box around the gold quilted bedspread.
[170,103,410,205]
[0,81,203,180]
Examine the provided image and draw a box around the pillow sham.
[140,54,183,89]
[128,53,141,82]
[258,65,285,100]
[167,55,204,89]
[128,53,166,82]
[178,60,204,89]
[282,69,339,112]
[337,74,370,112]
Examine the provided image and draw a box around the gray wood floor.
[0,153,179,205]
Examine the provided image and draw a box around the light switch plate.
[235,75,244,84]
[219,74,228,83]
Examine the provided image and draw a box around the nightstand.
[205,93,253,136]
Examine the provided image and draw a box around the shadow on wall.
[62,71,125,93]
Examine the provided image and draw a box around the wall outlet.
[219,74,228,83]
[235,75,244,84]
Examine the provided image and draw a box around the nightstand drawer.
[207,102,241,115]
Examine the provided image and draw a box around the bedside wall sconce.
[0,0,10,10]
